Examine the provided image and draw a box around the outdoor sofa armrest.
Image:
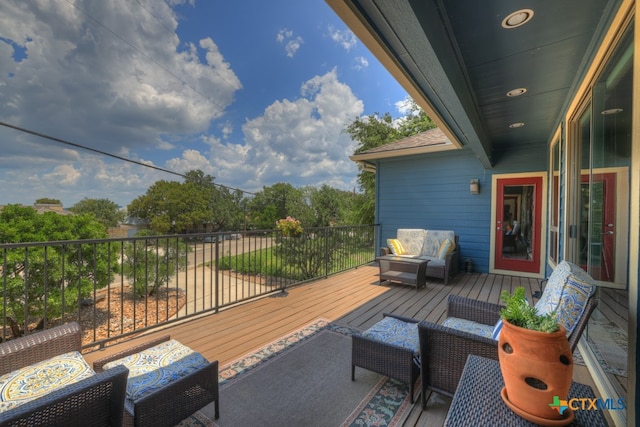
[446,294,503,326]
[380,246,392,256]
[0,322,82,376]
[418,321,498,408]
[0,364,129,427]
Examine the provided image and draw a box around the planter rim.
[501,318,567,337]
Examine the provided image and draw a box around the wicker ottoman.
[351,314,420,402]
[94,336,219,427]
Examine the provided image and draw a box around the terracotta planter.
[498,319,574,426]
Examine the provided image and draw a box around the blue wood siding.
[376,146,547,273]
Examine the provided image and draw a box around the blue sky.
[0,0,409,208]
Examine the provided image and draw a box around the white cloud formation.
[166,68,363,194]
[353,56,369,71]
[0,0,241,155]
[327,25,357,51]
[0,2,368,208]
[0,0,243,206]
[276,28,303,58]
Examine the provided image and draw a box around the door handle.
[601,231,614,235]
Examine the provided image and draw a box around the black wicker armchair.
[418,292,598,409]
[0,322,128,427]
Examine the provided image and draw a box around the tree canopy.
[0,204,118,336]
[69,198,125,228]
[344,98,436,223]
[127,170,244,234]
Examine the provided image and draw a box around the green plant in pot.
[498,287,574,426]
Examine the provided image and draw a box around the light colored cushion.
[442,317,494,339]
[421,230,455,257]
[396,229,427,256]
[0,351,95,411]
[437,238,456,260]
[534,261,596,335]
[102,339,209,402]
[362,316,419,356]
[386,238,405,255]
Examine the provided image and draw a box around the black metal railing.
[0,225,377,348]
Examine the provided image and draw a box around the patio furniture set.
[352,260,603,424]
[0,323,219,426]
[379,228,460,287]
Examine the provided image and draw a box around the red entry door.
[495,176,542,273]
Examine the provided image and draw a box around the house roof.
[327,0,621,169]
[350,127,453,162]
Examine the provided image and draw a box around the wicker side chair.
[0,322,128,427]
[418,292,598,410]
[93,335,219,427]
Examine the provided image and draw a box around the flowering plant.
[276,216,303,237]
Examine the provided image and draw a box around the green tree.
[0,204,118,336]
[304,185,354,227]
[69,198,125,228]
[121,231,189,298]
[246,183,309,230]
[344,98,436,224]
[127,170,243,234]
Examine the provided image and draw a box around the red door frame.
[495,176,542,273]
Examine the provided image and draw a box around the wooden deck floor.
[83,264,605,427]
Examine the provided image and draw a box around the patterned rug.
[177,411,215,427]
[208,318,413,426]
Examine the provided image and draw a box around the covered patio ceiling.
[327,0,621,168]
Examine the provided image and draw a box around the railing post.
[214,239,219,313]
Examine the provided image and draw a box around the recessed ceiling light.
[509,122,525,128]
[601,108,623,115]
[507,88,527,97]
[502,9,534,29]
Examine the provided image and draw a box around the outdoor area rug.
[209,318,413,427]
[177,411,215,427]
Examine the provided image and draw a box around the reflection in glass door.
[579,173,616,282]
[573,22,632,418]
[495,176,542,273]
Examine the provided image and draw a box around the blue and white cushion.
[0,351,95,411]
[102,339,209,402]
[442,317,494,339]
[421,230,456,258]
[396,229,427,256]
[362,316,419,356]
[534,261,596,335]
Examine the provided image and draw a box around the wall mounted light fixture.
[470,179,480,194]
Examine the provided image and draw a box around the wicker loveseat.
[0,322,128,427]
[381,228,460,285]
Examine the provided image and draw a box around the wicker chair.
[418,291,598,409]
[93,335,219,427]
[0,322,128,427]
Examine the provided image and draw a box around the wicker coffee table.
[377,255,429,289]
[445,355,609,426]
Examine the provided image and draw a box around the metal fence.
[0,225,377,349]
